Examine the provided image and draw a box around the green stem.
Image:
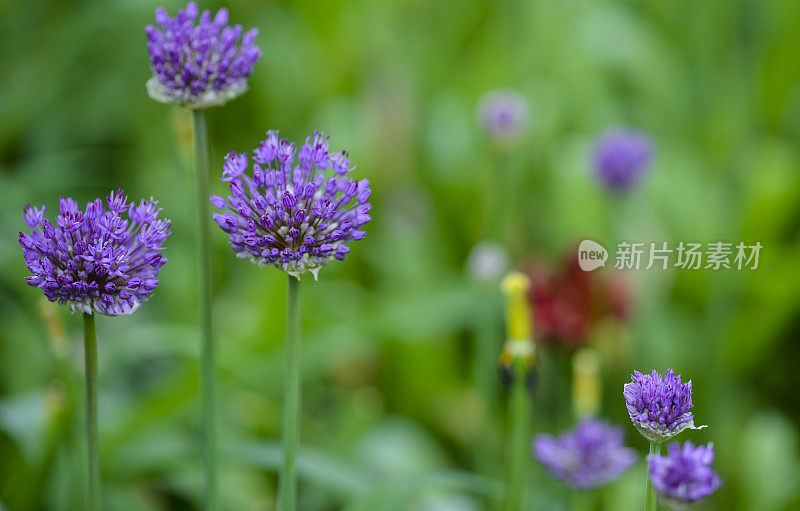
[493,151,513,244]
[474,284,501,414]
[82,313,99,511]
[645,442,661,511]
[279,276,302,511]
[193,108,217,511]
[571,489,595,511]
[473,285,500,472]
[504,361,531,511]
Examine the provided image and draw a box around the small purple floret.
[478,89,530,141]
[210,131,371,279]
[533,418,636,489]
[624,369,705,442]
[145,2,261,107]
[593,129,653,191]
[649,441,722,504]
[19,191,171,315]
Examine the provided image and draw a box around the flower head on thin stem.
[211,130,371,279]
[498,272,537,391]
[592,128,653,191]
[533,417,636,489]
[624,369,706,442]
[649,441,722,506]
[478,89,530,142]
[19,191,171,315]
[145,1,261,108]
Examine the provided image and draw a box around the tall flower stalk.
[19,191,172,510]
[644,441,661,511]
[193,108,217,510]
[145,4,261,509]
[210,130,371,510]
[465,242,508,477]
[476,89,529,242]
[499,272,535,511]
[505,359,531,511]
[471,90,527,481]
[82,312,99,511]
[280,276,301,510]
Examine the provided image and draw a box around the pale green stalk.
[278,276,302,511]
[472,283,501,477]
[192,109,217,511]
[82,313,99,511]
[503,361,531,511]
[644,441,661,511]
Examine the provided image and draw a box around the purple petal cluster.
[211,131,371,279]
[19,191,171,315]
[533,418,636,489]
[145,2,261,108]
[649,441,722,504]
[624,369,705,442]
[478,89,530,141]
[592,129,653,191]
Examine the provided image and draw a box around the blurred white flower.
[466,241,509,282]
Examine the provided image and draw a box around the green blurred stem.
[82,313,99,511]
[504,360,531,511]
[279,276,302,511]
[472,285,500,475]
[193,109,217,511]
[494,151,512,241]
[571,489,595,511]
[644,442,661,511]
[474,284,501,410]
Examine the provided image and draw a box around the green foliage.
[1,0,799,510]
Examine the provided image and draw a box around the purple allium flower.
[592,129,653,191]
[19,191,171,315]
[145,2,261,108]
[624,369,706,442]
[533,418,636,489]
[649,441,722,505]
[211,131,371,279]
[478,89,530,141]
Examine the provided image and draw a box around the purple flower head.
[649,441,721,505]
[211,130,371,279]
[624,369,706,442]
[145,2,261,108]
[592,128,653,191]
[533,418,636,489]
[19,190,171,315]
[478,89,530,141]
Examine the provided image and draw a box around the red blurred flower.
[527,254,630,349]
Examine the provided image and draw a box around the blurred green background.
[2,0,800,510]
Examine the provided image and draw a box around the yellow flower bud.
[572,348,601,417]
[501,272,532,343]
